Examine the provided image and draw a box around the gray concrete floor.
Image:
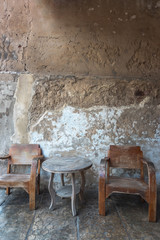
[0,187,160,240]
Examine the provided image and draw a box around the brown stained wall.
[0,0,160,183]
[0,0,160,77]
[28,0,160,77]
[29,75,160,126]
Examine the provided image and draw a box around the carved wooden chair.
[0,144,44,210]
[99,145,157,222]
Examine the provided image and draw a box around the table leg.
[61,173,64,186]
[71,173,77,216]
[79,170,85,203]
[48,173,56,210]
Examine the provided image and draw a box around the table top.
[42,156,92,173]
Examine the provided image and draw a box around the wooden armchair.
[0,144,44,210]
[99,145,157,222]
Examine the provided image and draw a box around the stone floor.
[0,187,160,240]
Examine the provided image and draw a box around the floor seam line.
[113,200,132,240]
[0,194,9,206]
[24,191,45,240]
[25,210,36,240]
[0,200,6,206]
[76,216,80,240]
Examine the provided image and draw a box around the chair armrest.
[99,157,109,179]
[99,157,109,208]
[141,158,156,175]
[30,155,44,182]
[30,158,38,182]
[0,154,10,160]
[141,158,156,189]
[32,155,44,161]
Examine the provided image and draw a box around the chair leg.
[6,187,10,195]
[99,181,106,216]
[29,190,36,210]
[149,193,157,222]
[29,180,36,210]
[37,174,40,195]
[37,160,41,195]
[6,164,11,195]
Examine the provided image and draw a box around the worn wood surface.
[56,185,80,198]
[0,144,44,210]
[105,176,149,200]
[99,145,157,222]
[71,173,77,216]
[9,144,42,164]
[108,145,143,169]
[42,156,92,173]
[48,173,56,210]
[79,171,85,203]
[42,156,92,216]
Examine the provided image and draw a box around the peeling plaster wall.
[11,74,34,143]
[0,73,17,153]
[28,76,160,182]
[0,0,160,184]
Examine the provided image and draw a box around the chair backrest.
[9,144,41,165]
[108,145,143,169]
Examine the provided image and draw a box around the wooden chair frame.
[99,145,157,222]
[0,144,44,210]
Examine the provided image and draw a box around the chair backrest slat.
[9,144,41,165]
[108,145,143,169]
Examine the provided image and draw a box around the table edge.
[42,163,92,174]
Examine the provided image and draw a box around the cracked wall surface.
[0,0,160,184]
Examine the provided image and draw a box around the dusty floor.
[0,187,160,240]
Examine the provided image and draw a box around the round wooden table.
[42,156,92,216]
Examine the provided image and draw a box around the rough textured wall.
[0,0,160,77]
[27,0,160,77]
[0,73,17,152]
[28,75,160,181]
[0,0,160,184]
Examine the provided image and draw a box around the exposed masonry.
[29,75,160,126]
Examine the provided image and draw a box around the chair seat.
[106,176,148,196]
[0,174,30,187]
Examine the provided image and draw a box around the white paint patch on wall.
[29,106,160,183]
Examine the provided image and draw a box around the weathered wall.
[0,0,160,184]
[0,73,17,152]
